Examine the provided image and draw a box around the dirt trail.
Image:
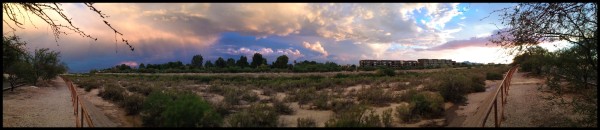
[3,77,75,127]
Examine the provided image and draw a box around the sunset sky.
[3,3,570,73]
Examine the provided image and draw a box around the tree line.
[3,36,68,91]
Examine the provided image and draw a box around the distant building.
[417,59,456,67]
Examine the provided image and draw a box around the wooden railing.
[462,65,518,127]
[60,75,94,127]
[478,65,519,127]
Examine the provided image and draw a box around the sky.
[3,3,571,73]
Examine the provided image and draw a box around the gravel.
[3,77,75,127]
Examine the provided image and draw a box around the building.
[359,59,456,67]
[417,59,456,67]
[360,60,403,67]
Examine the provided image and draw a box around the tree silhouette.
[2,3,134,51]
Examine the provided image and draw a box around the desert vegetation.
[64,64,509,127]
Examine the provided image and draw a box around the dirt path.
[3,77,75,127]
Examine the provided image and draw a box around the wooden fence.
[60,76,94,127]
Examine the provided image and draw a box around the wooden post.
[494,100,498,127]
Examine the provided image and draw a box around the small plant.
[297,117,317,127]
[273,99,294,115]
[227,104,279,127]
[382,108,393,127]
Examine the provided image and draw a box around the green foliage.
[226,58,236,67]
[251,53,265,68]
[215,57,226,68]
[227,104,279,127]
[273,99,294,115]
[437,74,471,103]
[330,99,355,113]
[99,83,125,102]
[410,91,444,118]
[31,48,68,85]
[376,67,396,76]
[141,91,222,127]
[297,117,317,127]
[357,86,394,106]
[121,93,145,115]
[486,72,503,80]
[191,54,203,68]
[381,108,393,127]
[161,92,222,127]
[395,103,415,123]
[471,76,486,92]
[236,56,249,68]
[325,104,381,127]
[273,55,289,69]
[204,60,214,68]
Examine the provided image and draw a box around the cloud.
[222,47,305,60]
[302,41,328,56]
[416,36,494,51]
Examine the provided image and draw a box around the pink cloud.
[118,61,139,67]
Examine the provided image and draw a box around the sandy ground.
[445,79,502,127]
[3,77,75,127]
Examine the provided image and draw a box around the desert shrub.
[376,67,396,77]
[297,117,317,127]
[293,87,316,107]
[330,99,355,113]
[357,86,394,106]
[395,103,417,123]
[486,72,503,80]
[161,93,222,127]
[398,89,418,102]
[121,93,145,115]
[410,91,444,118]
[273,99,294,115]
[99,83,125,102]
[312,92,329,110]
[141,91,222,127]
[207,85,225,95]
[126,83,157,96]
[325,104,382,127]
[382,108,393,127]
[227,104,279,127]
[437,74,471,103]
[471,76,486,92]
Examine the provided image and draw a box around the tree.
[215,57,226,68]
[226,58,236,68]
[273,55,289,69]
[2,3,134,51]
[204,60,214,68]
[492,3,597,127]
[31,48,68,85]
[236,56,249,68]
[191,54,203,68]
[250,53,264,68]
[139,63,145,69]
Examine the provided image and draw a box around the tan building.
[360,59,456,67]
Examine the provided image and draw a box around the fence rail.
[60,75,94,127]
[478,65,519,127]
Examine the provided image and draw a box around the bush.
[410,91,444,118]
[471,76,486,92]
[438,74,471,103]
[330,99,355,113]
[376,67,396,76]
[395,103,415,123]
[382,108,393,127]
[357,86,394,106]
[227,104,279,127]
[273,99,294,115]
[486,72,503,80]
[141,91,222,127]
[99,83,125,102]
[297,117,317,127]
[325,104,382,127]
[121,93,145,115]
[161,93,222,127]
[312,92,329,110]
